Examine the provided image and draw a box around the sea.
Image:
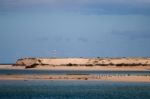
[0,69,150,99]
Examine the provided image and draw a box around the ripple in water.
[0,80,149,99]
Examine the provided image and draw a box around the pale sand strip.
[0,65,150,71]
[0,75,149,82]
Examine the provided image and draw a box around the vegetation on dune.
[14,58,150,68]
[66,63,78,66]
[25,63,39,69]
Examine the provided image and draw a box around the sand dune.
[15,57,150,67]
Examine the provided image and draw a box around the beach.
[0,74,149,82]
[0,65,150,82]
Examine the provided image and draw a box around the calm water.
[0,80,150,99]
[0,69,150,76]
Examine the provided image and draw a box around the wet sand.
[0,74,149,82]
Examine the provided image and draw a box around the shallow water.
[0,80,150,99]
[0,69,150,76]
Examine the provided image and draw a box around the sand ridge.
[15,57,150,67]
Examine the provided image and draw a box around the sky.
[0,0,150,63]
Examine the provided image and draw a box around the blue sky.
[0,0,150,63]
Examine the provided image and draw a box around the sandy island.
[0,57,150,82]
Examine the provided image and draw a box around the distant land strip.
[13,57,150,68]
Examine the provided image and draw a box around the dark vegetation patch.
[84,64,94,66]
[40,63,49,66]
[66,63,78,66]
[25,63,39,69]
[115,63,149,66]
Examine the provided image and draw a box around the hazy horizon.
[0,0,150,63]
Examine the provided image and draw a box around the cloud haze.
[1,0,150,15]
[112,30,150,40]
